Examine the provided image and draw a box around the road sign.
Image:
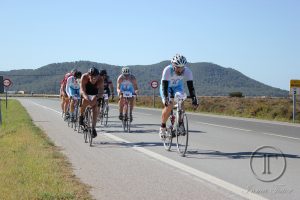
[0,76,3,93]
[290,80,300,95]
[151,80,158,89]
[290,80,300,88]
[3,78,12,87]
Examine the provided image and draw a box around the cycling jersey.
[66,76,80,98]
[159,64,193,98]
[119,74,135,94]
[104,76,113,96]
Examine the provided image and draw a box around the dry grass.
[128,96,300,123]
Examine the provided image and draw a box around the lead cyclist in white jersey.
[159,54,199,138]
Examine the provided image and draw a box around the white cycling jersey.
[66,76,80,97]
[161,64,193,88]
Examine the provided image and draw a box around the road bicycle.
[162,92,189,157]
[98,93,109,126]
[79,95,97,146]
[82,106,93,146]
[67,95,80,130]
[121,91,135,133]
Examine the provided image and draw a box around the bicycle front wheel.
[176,113,189,157]
[163,127,173,151]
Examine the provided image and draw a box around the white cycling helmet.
[122,67,130,75]
[171,54,187,68]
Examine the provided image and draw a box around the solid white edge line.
[196,121,300,140]
[29,100,268,200]
[104,133,269,200]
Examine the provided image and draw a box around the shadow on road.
[92,141,164,148]
[186,149,300,159]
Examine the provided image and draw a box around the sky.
[0,0,299,90]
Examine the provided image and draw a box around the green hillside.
[0,61,288,97]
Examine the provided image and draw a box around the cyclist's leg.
[118,95,125,120]
[79,99,88,125]
[128,87,135,121]
[159,86,173,137]
[161,86,173,124]
[60,95,64,113]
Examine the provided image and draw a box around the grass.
[0,99,92,200]
[130,96,300,123]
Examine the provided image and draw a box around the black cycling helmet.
[88,67,100,76]
[100,69,107,76]
[74,71,82,79]
[71,68,78,74]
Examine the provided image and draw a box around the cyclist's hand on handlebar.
[164,97,170,107]
[191,96,199,109]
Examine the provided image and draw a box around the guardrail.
[0,94,60,98]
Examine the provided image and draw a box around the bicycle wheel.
[104,103,109,126]
[87,108,93,146]
[127,119,131,133]
[163,117,174,151]
[83,108,90,143]
[88,129,93,147]
[83,128,88,143]
[176,113,189,157]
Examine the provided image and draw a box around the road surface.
[18,98,300,200]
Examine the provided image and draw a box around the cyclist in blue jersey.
[159,54,199,139]
[65,70,82,122]
[117,67,138,122]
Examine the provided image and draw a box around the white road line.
[104,133,268,200]
[196,121,252,132]
[196,121,300,140]
[31,101,61,115]
[29,100,268,200]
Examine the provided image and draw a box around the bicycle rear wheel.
[176,113,189,157]
[104,103,109,126]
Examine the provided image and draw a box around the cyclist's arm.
[80,74,89,100]
[116,76,122,95]
[109,79,114,95]
[97,76,104,99]
[161,66,171,99]
[65,77,72,97]
[184,68,196,98]
[132,75,138,94]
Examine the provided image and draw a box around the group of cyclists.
[59,54,199,140]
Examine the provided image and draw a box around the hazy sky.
[0,0,299,90]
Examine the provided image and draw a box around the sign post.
[3,78,12,110]
[290,80,300,123]
[0,76,3,125]
[150,80,159,108]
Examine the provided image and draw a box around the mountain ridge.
[0,61,288,97]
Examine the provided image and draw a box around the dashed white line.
[196,121,300,140]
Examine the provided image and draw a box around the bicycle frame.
[121,91,134,133]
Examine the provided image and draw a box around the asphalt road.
[18,98,300,200]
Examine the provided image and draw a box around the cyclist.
[65,70,82,122]
[117,67,138,122]
[159,54,199,139]
[79,67,104,138]
[60,69,77,119]
[99,69,114,113]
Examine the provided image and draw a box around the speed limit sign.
[151,80,158,89]
[3,78,12,87]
